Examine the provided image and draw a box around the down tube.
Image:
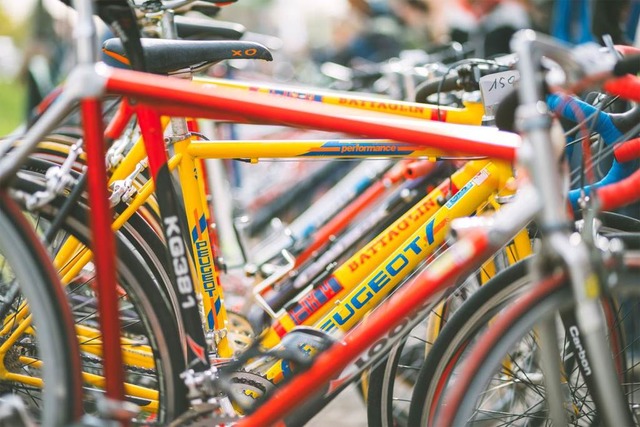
[260,160,497,350]
[261,161,504,384]
[237,230,495,427]
[136,106,209,371]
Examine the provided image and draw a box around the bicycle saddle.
[102,38,272,74]
[174,15,246,40]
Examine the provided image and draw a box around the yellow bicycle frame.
[194,77,485,125]
[7,86,491,411]
[260,159,519,384]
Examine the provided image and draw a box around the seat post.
[160,6,192,138]
[72,0,99,65]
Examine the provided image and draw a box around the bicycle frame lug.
[164,133,192,146]
[64,64,110,100]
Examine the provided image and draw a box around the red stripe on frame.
[136,106,167,180]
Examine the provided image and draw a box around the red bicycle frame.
[71,61,524,421]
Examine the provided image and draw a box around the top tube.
[103,65,521,160]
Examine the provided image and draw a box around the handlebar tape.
[597,168,640,211]
[604,74,640,103]
[547,94,622,144]
[414,75,459,102]
[613,54,640,76]
[614,137,640,163]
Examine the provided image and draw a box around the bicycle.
[3,3,638,425]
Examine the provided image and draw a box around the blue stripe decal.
[214,297,221,314]
[191,226,198,243]
[425,219,435,245]
[281,360,292,377]
[207,310,214,329]
[199,214,207,233]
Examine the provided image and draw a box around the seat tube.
[173,136,233,358]
[137,105,210,370]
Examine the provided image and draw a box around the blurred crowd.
[315,0,640,66]
[7,0,640,118]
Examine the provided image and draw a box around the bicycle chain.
[80,352,157,376]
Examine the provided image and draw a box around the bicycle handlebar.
[414,75,459,102]
[613,54,640,76]
[613,137,640,163]
[597,168,640,211]
[594,132,640,214]
[605,74,640,102]
[547,94,638,208]
[547,94,623,145]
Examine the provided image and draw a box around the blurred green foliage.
[0,81,25,135]
[0,3,28,135]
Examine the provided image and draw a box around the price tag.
[479,70,520,116]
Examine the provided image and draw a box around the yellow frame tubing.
[259,159,498,348]
[193,77,485,125]
[173,136,233,358]
[262,160,513,383]
[187,139,448,161]
[11,357,159,413]
[3,93,489,401]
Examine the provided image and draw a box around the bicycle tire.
[22,148,178,329]
[397,212,640,426]
[365,229,522,427]
[0,192,83,426]
[412,257,640,426]
[407,260,533,426]
[437,271,573,426]
[11,172,188,423]
[365,273,483,427]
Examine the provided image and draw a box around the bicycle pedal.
[279,326,335,366]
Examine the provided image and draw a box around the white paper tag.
[479,70,520,115]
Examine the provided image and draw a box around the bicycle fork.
[513,29,634,427]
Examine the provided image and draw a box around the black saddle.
[102,38,272,74]
[174,15,246,40]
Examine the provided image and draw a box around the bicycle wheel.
[412,259,640,426]
[366,227,528,427]
[0,192,83,426]
[408,213,640,426]
[365,273,483,427]
[12,172,188,424]
[407,260,532,426]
